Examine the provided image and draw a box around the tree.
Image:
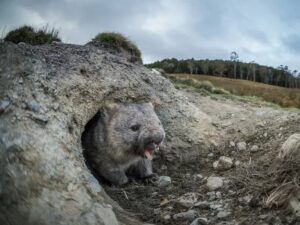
[230,51,239,79]
[250,61,256,82]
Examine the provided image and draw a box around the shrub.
[93,32,142,63]
[4,25,61,45]
[195,80,214,92]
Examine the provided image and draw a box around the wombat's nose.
[145,134,164,149]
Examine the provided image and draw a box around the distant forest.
[146,53,300,89]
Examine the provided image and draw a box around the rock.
[0,98,10,113]
[207,191,217,201]
[278,133,300,159]
[173,210,197,221]
[215,191,222,198]
[206,176,223,191]
[207,152,214,158]
[217,211,231,218]
[210,203,223,211]
[194,201,210,209]
[258,214,268,220]
[176,192,198,208]
[238,195,253,205]
[31,114,49,123]
[234,160,241,167]
[194,174,204,181]
[213,156,233,171]
[162,214,171,221]
[237,141,247,151]
[250,145,259,152]
[229,141,235,147]
[158,176,172,187]
[190,217,208,225]
[26,100,41,112]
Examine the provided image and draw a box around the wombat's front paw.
[142,173,159,185]
[105,170,129,186]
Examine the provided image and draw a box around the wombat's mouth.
[144,142,160,160]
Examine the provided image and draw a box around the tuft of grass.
[196,80,214,92]
[93,32,142,63]
[213,88,230,95]
[4,25,61,45]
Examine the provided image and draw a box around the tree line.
[147,53,300,89]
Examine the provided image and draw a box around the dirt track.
[106,89,300,225]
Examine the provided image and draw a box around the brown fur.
[82,102,165,186]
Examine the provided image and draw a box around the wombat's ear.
[101,103,119,118]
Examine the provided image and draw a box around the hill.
[171,73,300,109]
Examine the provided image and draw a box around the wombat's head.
[102,102,165,160]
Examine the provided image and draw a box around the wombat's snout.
[142,132,164,160]
[144,135,164,151]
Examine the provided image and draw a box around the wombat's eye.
[130,124,140,131]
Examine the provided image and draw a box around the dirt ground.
[105,90,300,225]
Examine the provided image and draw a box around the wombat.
[82,102,165,186]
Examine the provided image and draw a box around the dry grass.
[231,151,300,208]
[172,74,300,109]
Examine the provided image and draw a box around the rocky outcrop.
[0,42,213,225]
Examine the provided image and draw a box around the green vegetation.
[4,25,61,45]
[93,32,142,63]
[170,76,230,96]
[173,74,300,109]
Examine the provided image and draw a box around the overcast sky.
[1,0,300,71]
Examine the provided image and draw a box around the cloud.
[0,0,299,71]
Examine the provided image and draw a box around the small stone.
[26,100,41,112]
[207,153,214,158]
[217,211,231,218]
[0,98,11,113]
[215,191,222,198]
[237,142,247,151]
[153,208,160,215]
[173,210,197,221]
[163,214,171,220]
[264,132,268,137]
[176,192,198,208]
[258,214,268,220]
[210,203,223,210]
[234,160,241,167]
[213,156,233,171]
[31,114,49,123]
[229,141,235,147]
[158,176,171,187]
[194,174,203,181]
[238,195,253,205]
[190,217,208,225]
[250,145,259,152]
[52,103,60,111]
[206,176,223,191]
[194,201,210,209]
[206,191,216,201]
[210,140,218,147]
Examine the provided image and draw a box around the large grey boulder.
[0,42,213,225]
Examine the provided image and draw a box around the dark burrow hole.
[81,111,111,185]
